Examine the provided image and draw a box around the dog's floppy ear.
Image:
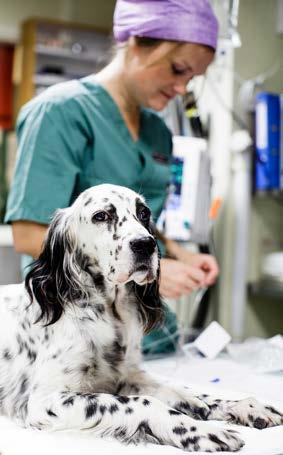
[25,209,86,325]
[132,225,165,334]
[133,264,164,334]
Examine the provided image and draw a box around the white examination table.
[0,356,282,455]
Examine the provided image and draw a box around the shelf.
[17,18,111,113]
[33,73,69,86]
[35,44,100,63]
[248,281,283,300]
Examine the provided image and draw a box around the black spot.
[21,321,26,330]
[80,364,90,374]
[103,340,125,369]
[27,349,37,363]
[109,404,119,414]
[176,401,208,420]
[116,396,130,404]
[95,303,105,315]
[86,270,105,293]
[62,397,74,407]
[133,397,139,402]
[84,197,92,206]
[3,349,12,360]
[111,300,122,321]
[143,399,150,406]
[52,349,62,360]
[85,402,97,419]
[104,203,119,232]
[173,426,188,435]
[265,405,282,416]
[248,414,254,423]
[114,427,127,438]
[125,407,133,414]
[16,334,24,354]
[99,405,107,415]
[190,426,197,432]
[46,409,58,417]
[20,376,29,394]
[181,435,201,449]
[169,409,182,416]
[208,433,228,448]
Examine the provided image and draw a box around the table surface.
[0,355,283,455]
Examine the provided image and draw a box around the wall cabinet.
[16,18,111,113]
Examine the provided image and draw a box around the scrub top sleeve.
[5,101,87,225]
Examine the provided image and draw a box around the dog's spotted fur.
[0,184,282,452]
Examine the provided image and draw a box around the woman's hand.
[160,258,207,299]
[186,253,219,286]
[160,239,219,299]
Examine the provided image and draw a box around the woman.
[5,0,219,352]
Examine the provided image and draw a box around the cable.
[206,74,248,130]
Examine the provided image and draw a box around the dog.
[0,184,282,452]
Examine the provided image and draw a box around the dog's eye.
[92,211,109,222]
[138,207,151,223]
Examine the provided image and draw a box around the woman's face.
[125,41,214,111]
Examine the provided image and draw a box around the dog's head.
[25,184,163,330]
[71,184,159,286]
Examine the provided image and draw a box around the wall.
[233,0,283,337]
[0,0,116,42]
[234,0,283,94]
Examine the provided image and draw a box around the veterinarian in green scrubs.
[5,0,219,354]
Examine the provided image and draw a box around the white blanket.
[1,356,283,455]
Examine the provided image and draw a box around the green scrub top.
[5,76,172,225]
[5,76,179,354]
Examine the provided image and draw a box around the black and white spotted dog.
[0,184,282,452]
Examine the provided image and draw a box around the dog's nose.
[130,237,156,256]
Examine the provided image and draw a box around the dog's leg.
[117,371,283,429]
[26,391,244,451]
[117,371,210,420]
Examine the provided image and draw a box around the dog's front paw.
[226,398,283,429]
[174,396,210,420]
[204,396,283,429]
[170,419,244,452]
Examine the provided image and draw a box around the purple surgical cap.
[113,0,219,50]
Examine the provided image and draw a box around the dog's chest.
[50,295,142,393]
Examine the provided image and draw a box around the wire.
[206,74,249,130]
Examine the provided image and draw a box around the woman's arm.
[12,220,48,259]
